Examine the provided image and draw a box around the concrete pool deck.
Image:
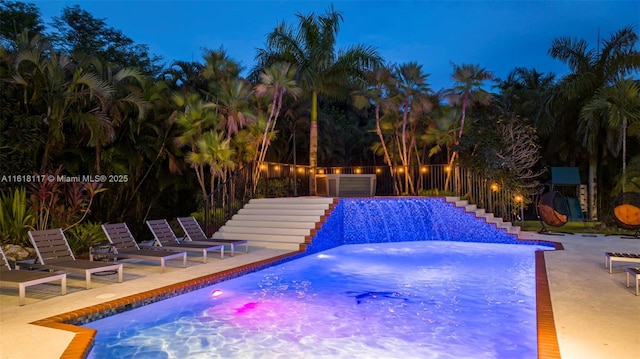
[0,232,639,359]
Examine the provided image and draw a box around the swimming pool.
[85,240,551,358]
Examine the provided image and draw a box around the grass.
[519,220,638,236]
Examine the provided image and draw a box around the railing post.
[204,194,211,237]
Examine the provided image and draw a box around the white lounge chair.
[101,223,187,271]
[27,229,123,289]
[0,246,67,306]
[146,219,224,263]
[177,216,249,256]
[605,252,640,273]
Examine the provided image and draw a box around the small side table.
[626,267,640,296]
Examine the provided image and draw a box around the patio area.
[0,231,638,359]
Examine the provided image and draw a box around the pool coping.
[27,196,564,359]
[29,238,563,359]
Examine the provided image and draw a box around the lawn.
[519,220,638,236]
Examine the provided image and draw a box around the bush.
[0,187,36,246]
[418,188,456,197]
[65,222,108,255]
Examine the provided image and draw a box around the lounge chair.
[177,216,249,256]
[0,246,67,306]
[605,252,640,273]
[146,219,224,263]
[26,229,123,289]
[101,223,188,271]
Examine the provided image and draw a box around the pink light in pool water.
[235,301,259,314]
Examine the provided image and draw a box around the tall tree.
[352,65,397,178]
[444,63,494,191]
[255,5,381,194]
[548,26,640,219]
[390,62,433,194]
[581,78,640,192]
[49,5,162,75]
[253,62,301,190]
[8,34,111,172]
[0,0,44,47]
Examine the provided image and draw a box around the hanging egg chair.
[611,192,640,237]
[537,190,569,233]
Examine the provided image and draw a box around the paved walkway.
[520,231,640,358]
[0,233,639,359]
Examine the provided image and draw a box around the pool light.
[211,289,224,298]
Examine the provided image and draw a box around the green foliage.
[418,188,456,197]
[0,115,43,185]
[48,5,161,75]
[29,167,107,231]
[0,0,44,45]
[0,187,35,245]
[64,221,107,255]
[255,178,294,198]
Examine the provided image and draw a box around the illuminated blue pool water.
[86,241,550,358]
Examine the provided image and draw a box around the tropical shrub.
[29,167,106,231]
[64,221,108,255]
[0,187,36,246]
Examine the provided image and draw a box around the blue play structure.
[550,167,585,222]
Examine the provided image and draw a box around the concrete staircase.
[211,197,338,251]
[444,196,522,236]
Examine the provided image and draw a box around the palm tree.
[186,130,235,201]
[352,65,399,193]
[497,67,555,123]
[446,63,494,165]
[9,35,112,172]
[214,78,255,141]
[581,78,640,192]
[548,26,639,219]
[79,59,148,173]
[444,63,493,191]
[253,62,301,189]
[255,5,381,194]
[173,93,225,201]
[391,62,433,194]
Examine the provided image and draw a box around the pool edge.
[29,240,564,359]
[29,250,305,359]
[536,248,562,359]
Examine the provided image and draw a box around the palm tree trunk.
[587,154,598,220]
[374,104,400,195]
[622,115,627,193]
[309,91,318,195]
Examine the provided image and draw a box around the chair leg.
[86,272,92,289]
[19,284,26,306]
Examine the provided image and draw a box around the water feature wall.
[306,198,532,254]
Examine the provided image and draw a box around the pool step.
[445,196,521,236]
[213,197,337,251]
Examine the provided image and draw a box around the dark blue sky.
[35,1,639,91]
